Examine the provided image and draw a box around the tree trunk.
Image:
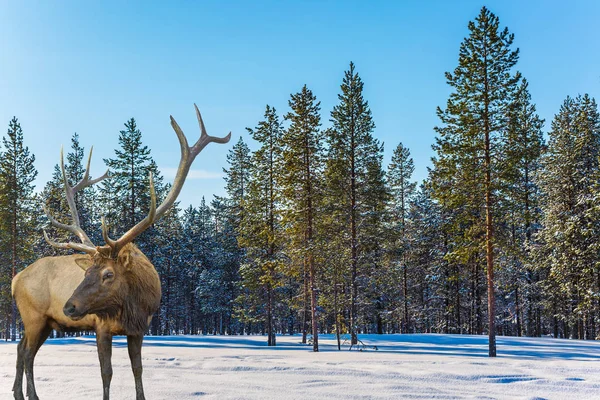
[267,286,274,346]
[334,279,341,350]
[309,253,318,352]
[515,286,522,337]
[305,132,318,352]
[403,265,409,333]
[485,138,496,356]
[483,44,496,357]
[350,123,358,346]
[302,259,309,344]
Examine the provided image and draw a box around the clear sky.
[1,1,598,209]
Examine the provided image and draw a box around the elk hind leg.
[23,319,51,400]
[12,336,26,400]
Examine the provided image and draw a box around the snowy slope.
[1,334,600,399]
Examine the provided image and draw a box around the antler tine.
[101,216,117,249]
[55,147,93,246]
[193,104,232,153]
[104,171,157,258]
[43,229,97,254]
[73,146,110,192]
[103,104,230,257]
[158,104,231,220]
[59,146,81,228]
[44,146,109,255]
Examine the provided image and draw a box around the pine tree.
[281,88,323,351]
[102,118,159,237]
[223,137,251,229]
[497,79,545,337]
[0,117,37,341]
[237,105,284,346]
[432,7,520,356]
[327,62,378,345]
[321,127,351,348]
[387,143,417,332]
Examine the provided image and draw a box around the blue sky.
[1,1,598,209]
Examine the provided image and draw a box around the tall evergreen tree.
[432,7,520,356]
[281,88,323,351]
[102,118,158,237]
[497,79,545,337]
[321,126,351,348]
[0,117,37,341]
[387,143,417,332]
[237,105,284,346]
[327,62,378,345]
[404,181,445,333]
[536,95,600,339]
[223,137,252,229]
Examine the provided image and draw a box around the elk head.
[63,249,131,322]
[43,104,231,327]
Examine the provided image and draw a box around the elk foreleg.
[127,334,146,400]
[96,330,113,400]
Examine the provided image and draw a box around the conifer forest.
[1,7,599,357]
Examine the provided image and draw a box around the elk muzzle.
[63,299,86,320]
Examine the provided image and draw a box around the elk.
[11,105,230,400]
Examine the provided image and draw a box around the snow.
[2,334,600,399]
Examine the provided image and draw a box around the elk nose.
[63,301,77,316]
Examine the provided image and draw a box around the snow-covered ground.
[1,333,600,399]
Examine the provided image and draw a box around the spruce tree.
[536,95,600,339]
[405,181,444,333]
[432,7,520,356]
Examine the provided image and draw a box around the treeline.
[1,7,599,354]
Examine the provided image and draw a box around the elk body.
[11,105,230,400]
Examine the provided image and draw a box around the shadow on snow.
[18,333,600,361]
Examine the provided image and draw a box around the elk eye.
[103,271,114,280]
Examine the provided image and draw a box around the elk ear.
[117,249,135,271]
[74,257,94,271]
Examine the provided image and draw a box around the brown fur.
[12,243,161,335]
[11,243,161,400]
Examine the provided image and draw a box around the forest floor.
[1,333,600,399]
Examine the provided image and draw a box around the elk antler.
[101,104,231,257]
[44,146,110,255]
